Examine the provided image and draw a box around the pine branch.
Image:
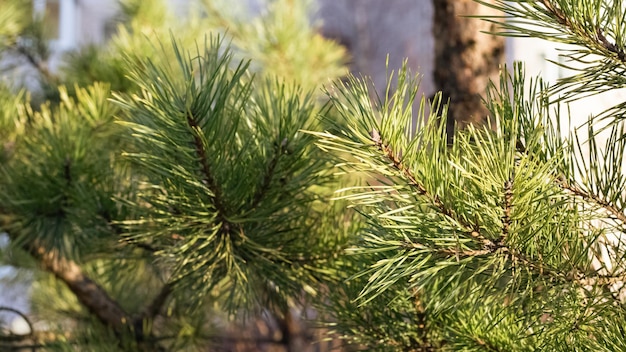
[138,283,172,321]
[558,180,626,225]
[532,1,626,64]
[26,241,133,333]
[376,135,623,293]
[185,110,228,218]
[371,128,493,249]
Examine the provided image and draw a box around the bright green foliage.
[0,0,30,50]
[312,1,626,350]
[0,0,350,350]
[315,62,614,350]
[3,0,626,351]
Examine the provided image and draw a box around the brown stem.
[372,129,494,249]
[26,242,132,332]
[540,0,568,26]
[559,180,626,225]
[250,140,284,209]
[501,178,513,242]
[185,111,229,219]
[251,160,278,208]
[138,283,172,321]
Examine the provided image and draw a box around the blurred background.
[16,0,624,132]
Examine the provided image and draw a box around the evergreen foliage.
[0,0,350,350]
[2,0,626,351]
[314,1,626,350]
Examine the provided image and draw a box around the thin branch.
[596,29,626,62]
[501,178,513,242]
[400,240,493,258]
[14,45,53,83]
[184,109,246,243]
[539,0,568,26]
[250,138,285,209]
[138,283,172,321]
[26,241,170,350]
[559,180,626,225]
[185,111,229,219]
[26,241,133,333]
[0,306,33,341]
[373,130,456,219]
[578,273,626,286]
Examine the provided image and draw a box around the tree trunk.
[432,0,504,137]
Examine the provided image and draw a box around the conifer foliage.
[0,0,349,350]
[3,0,626,351]
[314,1,626,350]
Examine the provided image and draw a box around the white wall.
[76,0,119,46]
[508,36,626,133]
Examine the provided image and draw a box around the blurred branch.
[25,241,133,332]
[0,306,33,342]
[13,45,53,83]
[138,283,171,321]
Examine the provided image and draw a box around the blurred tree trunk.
[432,0,504,137]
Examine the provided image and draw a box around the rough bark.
[432,0,504,137]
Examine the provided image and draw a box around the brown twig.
[501,178,513,242]
[250,138,286,209]
[185,110,229,219]
[540,0,569,26]
[540,0,626,63]
[559,180,626,225]
[26,242,133,333]
[371,128,494,249]
[597,29,626,62]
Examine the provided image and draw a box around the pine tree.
[314,1,626,350]
[0,0,350,350]
[3,0,626,351]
